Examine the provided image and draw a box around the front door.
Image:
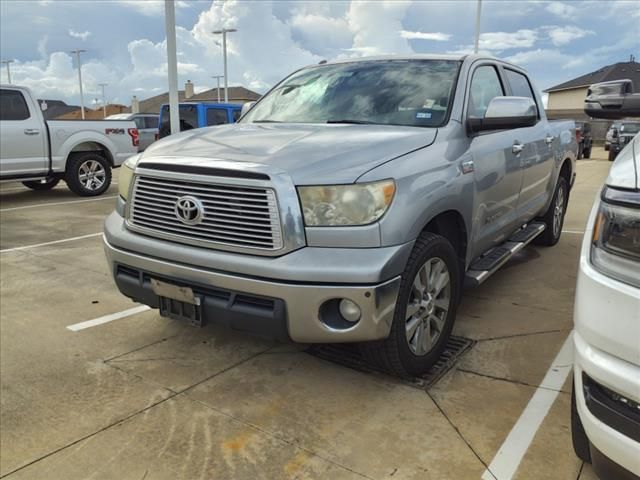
[466,64,524,260]
[0,88,48,177]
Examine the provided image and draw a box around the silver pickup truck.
[0,85,139,195]
[104,54,577,377]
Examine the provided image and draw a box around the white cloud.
[289,13,353,56]
[116,0,189,16]
[505,48,585,70]
[544,25,594,46]
[479,29,538,50]
[545,1,577,18]
[68,29,91,41]
[400,30,451,41]
[346,1,413,55]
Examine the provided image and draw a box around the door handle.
[545,135,555,145]
[24,129,40,135]
[512,142,524,155]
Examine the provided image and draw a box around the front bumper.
[104,213,408,343]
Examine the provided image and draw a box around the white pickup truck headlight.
[297,180,395,226]
[591,187,640,287]
[118,154,141,200]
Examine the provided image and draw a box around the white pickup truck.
[0,85,139,196]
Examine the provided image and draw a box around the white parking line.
[66,305,151,331]
[0,232,102,254]
[0,195,117,212]
[562,230,585,235]
[482,333,573,480]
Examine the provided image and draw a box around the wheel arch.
[420,209,468,285]
[66,141,114,166]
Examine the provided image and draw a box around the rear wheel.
[360,232,459,378]
[65,153,111,196]
[608,149,616,162]
[583,147,591,159]
[534,176,568,247]
[572,381,592,463]
[22,178,60,191]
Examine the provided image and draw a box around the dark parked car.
[158,102,242,139]
[575,121,592,159]
[607,120,640,161]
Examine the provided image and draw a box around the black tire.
[608,149,616,162]
[577,145,583,160]
[65,153,112,196]
[583,148,591,159]
[604,143,609,151]
[360,232,459,378]
[572,381,592,463]
[534,176,568,247]
[22,178,60,191]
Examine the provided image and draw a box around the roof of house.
[54,104,129,120]
[37,99,81,120]
[545,60,640,93]
[138,86,261,114]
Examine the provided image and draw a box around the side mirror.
[612,128,619,138]
[240,101,256,118]
[468,96,537,133]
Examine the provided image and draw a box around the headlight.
[591,186,640,287]
[297,180,395,226]
[118,154,141,200]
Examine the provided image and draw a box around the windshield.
[243,59,461,128]
[621,123,640,134]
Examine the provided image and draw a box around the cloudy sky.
[1,0,638,108]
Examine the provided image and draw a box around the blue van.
[158,102,242,139]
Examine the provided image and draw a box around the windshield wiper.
[326,119,379,125]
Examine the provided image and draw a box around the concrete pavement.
[0,151,614,479]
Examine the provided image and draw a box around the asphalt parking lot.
[0,149,613,480]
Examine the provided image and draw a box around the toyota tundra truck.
[0,85,139,195]
[104,55,577,377]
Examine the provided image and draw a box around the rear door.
[502,68,553,221]
[0,88,48,177]
[466,63,525,259]
[134,115,158,150]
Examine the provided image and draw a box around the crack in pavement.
[456,368,570,394]
[425,390,498,480]
[471,328,571,342]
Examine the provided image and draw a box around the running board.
[465,222,546,288]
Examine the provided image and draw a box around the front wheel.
[65,153,112,196]
[608,149,616,162]
[22,178,60,191]
[583,148,591,159]
[360,232,459,378]
[534,176,568,247]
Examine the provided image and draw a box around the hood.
[607,133,639,190]
[141,123,437,184]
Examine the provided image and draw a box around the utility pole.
[98,83,108,117]
[70,49,87,119]
[164,0,180,135]
[474,0,482,54]
[1,59,14,84]
[212,28,237,103]
[211,75,223,103]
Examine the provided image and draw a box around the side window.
[505,69,538,116]
[206,108,229,126]
[133,117,145,129]
[179,105,198,130]
[468,66,504,118]
[232,109,241,122]
[0,89,31,121]
[146,116,158,129]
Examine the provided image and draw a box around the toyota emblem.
[174,195,204,225]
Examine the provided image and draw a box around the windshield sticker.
[416,112,432,119]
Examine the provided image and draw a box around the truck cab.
[157,102,242,139]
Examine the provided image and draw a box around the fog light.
[339,299,361,323]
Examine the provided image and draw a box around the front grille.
[128,175,283,251]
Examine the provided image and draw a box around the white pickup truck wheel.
[65,153,112,196]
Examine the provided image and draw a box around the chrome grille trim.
[126,174,284,253]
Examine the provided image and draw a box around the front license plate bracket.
[151,278,204,327]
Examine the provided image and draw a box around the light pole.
[164,0,180,135]
[70,49,87,119]
[212,28,237,103]
[211,75,223,103]
[98,83,108,117]
[1,59,14,84]
[474,0,482,54]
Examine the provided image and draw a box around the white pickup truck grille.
[128,175,283,251]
